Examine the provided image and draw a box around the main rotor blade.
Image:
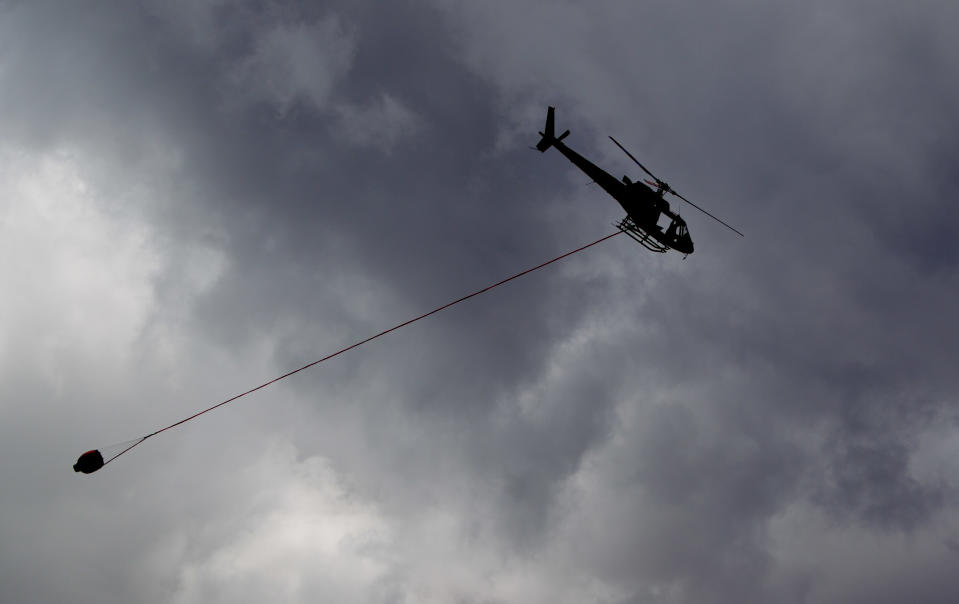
[609,135,744,237]
[669,190,744,237]
[609,136,660,183]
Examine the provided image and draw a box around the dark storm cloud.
[2,1,959,603]
[430,2,959,601]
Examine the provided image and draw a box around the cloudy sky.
[2,1,958,602]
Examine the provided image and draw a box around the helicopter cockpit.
[615,210,693,255]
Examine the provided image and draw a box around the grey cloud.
[2,1,959,603]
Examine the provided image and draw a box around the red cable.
[104,230,622,466]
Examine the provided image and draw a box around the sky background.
[2,1,958,602]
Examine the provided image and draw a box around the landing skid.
[614,216,670,253]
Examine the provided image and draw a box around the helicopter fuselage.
[548,138,694,255]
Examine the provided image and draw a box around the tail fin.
[535,106,570,152]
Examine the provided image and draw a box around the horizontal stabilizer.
[535,106,569,152]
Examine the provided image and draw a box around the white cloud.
[0,147,160,383]
[171,445,392,604]
[767,501,959,604]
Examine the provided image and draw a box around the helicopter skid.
[615,217,669,253]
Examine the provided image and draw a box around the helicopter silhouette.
[535,106,742,254]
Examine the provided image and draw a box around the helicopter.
[535,106,742,254]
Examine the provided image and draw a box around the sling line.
[101,230,623,467]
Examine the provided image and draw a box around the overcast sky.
[2,1,958,603]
